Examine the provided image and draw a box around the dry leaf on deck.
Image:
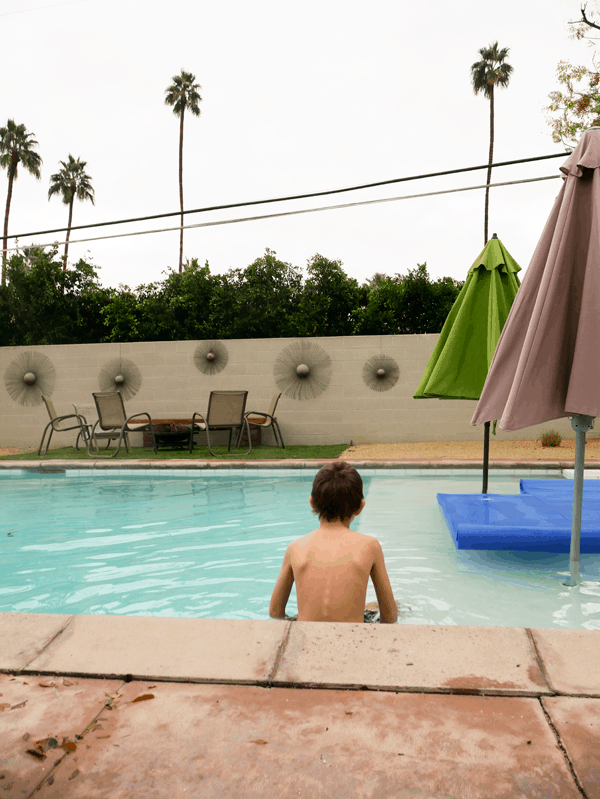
[131,694,155,703]
[26,749,46,760]
[250,739,268,745]
[38,682,56,688]
[0,704,10,712]
[22,733,30,742]
[68,769,79,781]
[11,701,27,710]
[62,679,78,686]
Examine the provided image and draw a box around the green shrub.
[540,430,563,448]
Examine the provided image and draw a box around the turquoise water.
[1,471,600,629]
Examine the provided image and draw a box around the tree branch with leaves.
[546,5,600,148]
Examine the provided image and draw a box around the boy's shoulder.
[288,529,381,550]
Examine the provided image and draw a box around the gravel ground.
[339,439,600,461]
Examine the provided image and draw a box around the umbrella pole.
[482,421,490,494]
[567,414,595,587]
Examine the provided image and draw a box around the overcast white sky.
[0,0,594,288]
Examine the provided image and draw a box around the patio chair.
[38,395,90,456]
[188,390,252,457]
[87,391,157,458]
[238,392,285,449]
[73,402,112,452]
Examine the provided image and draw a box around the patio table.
[142,418,266,449]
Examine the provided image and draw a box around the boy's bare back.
[270,522,397,623]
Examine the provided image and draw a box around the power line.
[6,174,561,253]
[6,151,569,242]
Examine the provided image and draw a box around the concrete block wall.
[0,335,579,448]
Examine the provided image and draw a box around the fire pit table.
[143,418,264,450]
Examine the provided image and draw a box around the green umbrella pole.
[482,421,490,494]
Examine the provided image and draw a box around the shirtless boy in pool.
[269,462,398,623]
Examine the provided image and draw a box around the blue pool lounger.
[437,492,600,552]
[520,478,600,497]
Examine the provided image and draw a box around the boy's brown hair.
[311,462,364,522]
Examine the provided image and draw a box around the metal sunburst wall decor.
[194,340,229,376]
[4,350,56,406]
[98,357,142,401]
[362,354,400,392]
[274,340,332,401]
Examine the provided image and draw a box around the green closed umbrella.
[414,234,521,491]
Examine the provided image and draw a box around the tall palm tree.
[471,43,514,245]
[164,69,202,273]
[0,119,42,285]
[48,155,95,270]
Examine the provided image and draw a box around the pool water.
[1,471,600,629]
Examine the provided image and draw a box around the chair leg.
[227,427,233,452]
[205,426,219,458]
[38,422,53,456]
[274,421,285,449]
[43,428,54,456]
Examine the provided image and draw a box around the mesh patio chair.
[87,391,156,458]
[38,395,90,455]
[238,392,285,449]
[188,390,252,457]
[73,402,111,451]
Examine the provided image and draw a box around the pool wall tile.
[25,615,290,684]
[0,611,73,671]
[272,624,551,695]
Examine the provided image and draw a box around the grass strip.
[1,444,348,461]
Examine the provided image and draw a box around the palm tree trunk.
[64,196,74,270]
[178,108,185,273]
[2,160,16,287]
[484,87,495,246]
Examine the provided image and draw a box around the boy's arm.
[269,545,295,620]
[370,539,398,624]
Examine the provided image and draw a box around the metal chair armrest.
[52,413,91,432]
[191,412,207,428]
[245,412,274,424]
[125,412,152,430]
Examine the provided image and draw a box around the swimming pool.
[2,470,599,629]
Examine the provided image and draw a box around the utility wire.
[7,151,569,242]
[7,174,561,253]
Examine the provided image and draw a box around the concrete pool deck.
[2,457,600,796]
[1,613,600,797]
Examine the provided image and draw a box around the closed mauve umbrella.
[472,128,600,585]
[414,234,521,492]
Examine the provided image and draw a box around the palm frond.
[470,42,514,97]
[164,69,203,118]
[48,154,95,205]
[0,118,42,179]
